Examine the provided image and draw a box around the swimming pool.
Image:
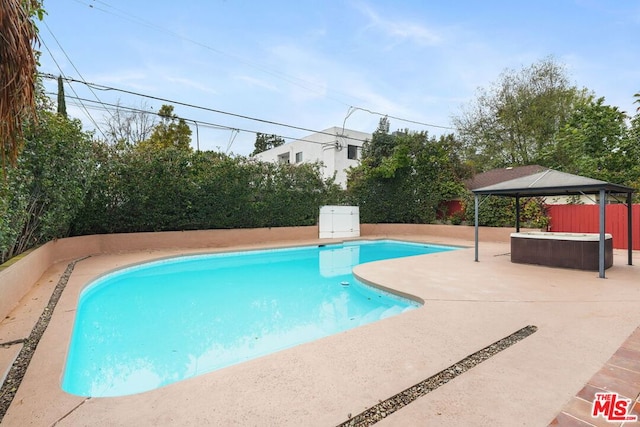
[62,240,457,397]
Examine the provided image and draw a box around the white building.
[253,126,372,188]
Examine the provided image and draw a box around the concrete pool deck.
[0,225,639,426]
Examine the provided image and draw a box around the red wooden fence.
[547,204,640,250]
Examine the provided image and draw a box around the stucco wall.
[361,223,523,242]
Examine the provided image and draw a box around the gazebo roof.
[465,165,548,191]
[472,169,635,197]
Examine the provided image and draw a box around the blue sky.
[39,0,640,154]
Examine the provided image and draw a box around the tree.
[534,95,640,189]
[137,105,192,151]
[619,102,640,191]
[251,133,284,156]
[348,123,470,223]
[0,0,44,170]
[103,100,157,148]
[361,116,395,167]
[453,57,589,171]
[546,97,629,178]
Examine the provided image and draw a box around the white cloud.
[354,1,442,47]
[234,75,279,92]
[88,70,157,93]
[165,76,218,96]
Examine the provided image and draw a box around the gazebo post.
[515,195,520,232]
[628,192,633,266]
[474,194,479,262]
[599,189,606,279]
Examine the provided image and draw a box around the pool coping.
[1,231,639,426]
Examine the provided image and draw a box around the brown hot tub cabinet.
[510,232,613,271]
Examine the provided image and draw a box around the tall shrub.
[0,111,94,262]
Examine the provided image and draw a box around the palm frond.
[0,0,39,170]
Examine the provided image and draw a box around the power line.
[39,73,372,143]
[54,93,371,149]
[346,106,456,131]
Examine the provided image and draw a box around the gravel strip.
[0,257,89,422]
[337,325,538,427]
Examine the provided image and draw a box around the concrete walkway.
[1,234,639,426]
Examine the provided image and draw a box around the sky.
[38,0,640,155]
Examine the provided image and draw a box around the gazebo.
[472,169,635,278]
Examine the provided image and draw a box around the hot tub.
[510,232,613,271]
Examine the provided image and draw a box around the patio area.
[0,225,639,426]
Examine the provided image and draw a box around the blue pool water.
[62,240,457,397]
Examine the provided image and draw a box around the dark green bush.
[70,144,345,235]
[462,192,549,228]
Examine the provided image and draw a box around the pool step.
[359,305,406,324]
[380,306,404,319]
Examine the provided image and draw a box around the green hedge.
[70,145,345,235]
